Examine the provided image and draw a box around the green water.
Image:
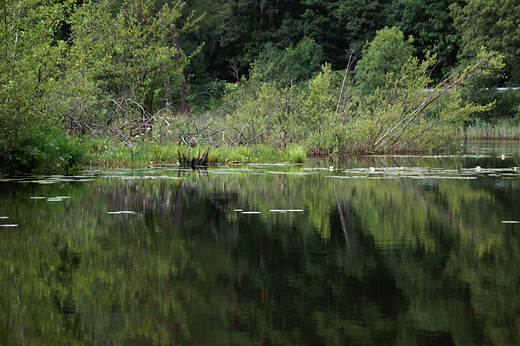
[1,141,520,345]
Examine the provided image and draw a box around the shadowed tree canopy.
[451,0,520,85]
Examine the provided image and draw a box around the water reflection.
[1,143,520,345]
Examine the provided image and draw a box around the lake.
[1,140,520,345]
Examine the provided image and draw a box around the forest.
[1,0,520,174]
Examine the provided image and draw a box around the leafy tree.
[300,0,389,68]
[352,48,503,153]
[218,0,307,73]
[354,26,414,95]
[251,36,324,85]
[217,0,389,77]
[180,0,233,81]
[0,0,91,174]
[68,0,204,136]
[385,0,459,77]
[451,0,520,85]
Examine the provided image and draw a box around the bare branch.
[244,126,270,145]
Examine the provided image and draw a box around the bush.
[0,130,91,175]
[346,50,501,153]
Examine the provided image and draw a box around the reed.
[464,119,520,140]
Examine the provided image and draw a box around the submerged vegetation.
[1,0,519,174]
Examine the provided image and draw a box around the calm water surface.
[1,141,520,345]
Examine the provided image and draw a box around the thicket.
[0,0,517,174]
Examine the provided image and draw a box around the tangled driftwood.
[178,148,209,168]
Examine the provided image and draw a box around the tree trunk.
[171,26,189,113]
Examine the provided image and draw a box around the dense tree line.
[1,0,519,173]
[180,0,518,85]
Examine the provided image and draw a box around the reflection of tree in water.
[2,168,520,345]
[180,171,520,345]
[1,178,204,345]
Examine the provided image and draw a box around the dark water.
[1,141,520,345]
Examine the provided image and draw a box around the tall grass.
[88,139,306,167]
[464,119,520,139]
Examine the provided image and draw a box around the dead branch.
[244,126,270,145]
[335,52,355,114]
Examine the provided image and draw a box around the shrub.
[0,130,91,175]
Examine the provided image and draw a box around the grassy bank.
[463,119,520,139]
[88,140,306,167]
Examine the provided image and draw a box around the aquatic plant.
[464,118,520,139]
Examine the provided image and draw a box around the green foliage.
[67,0,204,136]
[219,63,340,148]
[451,0,520,84]
[300,0,388,67]
[251,36,324,86]
[385,0,459,77]
[91,140,306,166]
[297,63,336,134]
[348,48,504,153]
[0,0,93,174]
[2,0,519,172]
[460,87,520,122]
[0,130,91,175]
[218,48,504,155]
[355,26,415,95]
[464,118,520,139]
[186,79,228,113]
